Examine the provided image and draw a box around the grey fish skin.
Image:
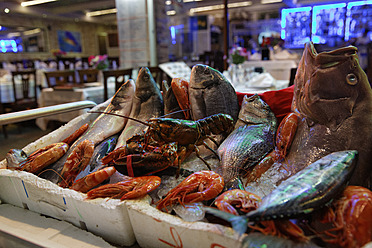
[41,80,135,183]
[206,150,358,235]
[217,94,277,188]
[235,94,276,129]
[116,67,164,147]
[189,64,239,123]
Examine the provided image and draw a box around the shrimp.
[62,123,89,146]
[214,189,261,216]
[17,143,69,174]
[86,175,161,200]
[70,166,116,193]
[156,170,224,212]
[59,139,95,188]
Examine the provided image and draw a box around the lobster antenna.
[88,111,151,127]
[161,109,190,118]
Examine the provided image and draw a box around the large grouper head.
[292,42,371,131]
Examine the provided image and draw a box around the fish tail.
[205,207,248,235]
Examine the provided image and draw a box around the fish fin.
[205,207,248,235]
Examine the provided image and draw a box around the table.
[241,59,298,80]
[36,82,116,130]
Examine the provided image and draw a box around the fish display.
[189,64,240,123]
[116,67,164,147]
[40,80,135,182]
[217,95,277,189]
[207,150,358,234]
[246,42,372,195]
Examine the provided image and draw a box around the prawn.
[70,166,116,193]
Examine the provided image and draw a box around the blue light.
[281,7,311,39]
[170,26,176,45]
[312,3,346,36]
[347,0,372,8]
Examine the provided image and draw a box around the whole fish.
[189,64,239,123]
[41,80,135,182]
[116,67,164,147]
[217,95,277,189]
[162,80,184,119]
[207,150,358,235]
[248,42,372,194]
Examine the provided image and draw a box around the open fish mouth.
[308,42,358,69]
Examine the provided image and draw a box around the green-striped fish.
[206,150,358,234]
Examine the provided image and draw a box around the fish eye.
[346,73,358,85]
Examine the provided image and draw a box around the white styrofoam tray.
[0,169,136,247]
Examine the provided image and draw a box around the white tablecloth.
[36,83,116,130]
[241,59,298,80]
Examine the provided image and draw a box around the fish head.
[135,67,159,101]
[110,79,135,109]
[293,42,369,131]
[238,94,277,126]
[190,64,228,89]
[6,149,28,169]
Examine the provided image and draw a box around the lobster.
[94,111,235,176]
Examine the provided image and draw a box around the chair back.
[11,69,37,104]
[102,68,133,101]
[77,69,99,83]
[44,70,77,88]
[148,66,171,87]
[288,68,297,87]
[57,57,77,70]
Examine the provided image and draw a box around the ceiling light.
[23,28,41,36]
[167,10,177,15]
[190,1,252,13]
[261,0,282,4]
[165,0,172,5]
[184,0,203,2]
[86,8,117,17]
[21,0,57,7]
[4,8,10,13]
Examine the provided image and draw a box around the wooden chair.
[10,69,38,112]
[44,70,77,88]
[102,68,133,101]
[57,57,77,70]
[77,68,99,84]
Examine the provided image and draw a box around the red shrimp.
[59,139,95,188]
[62,123,89,146]
[86,175,161,200]
[171,78,190,119]
[214,189,261,216]
[19,142,69,174]
[156,170,224,213]
[70,166,116,193]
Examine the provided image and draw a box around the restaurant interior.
[0,0,371,247]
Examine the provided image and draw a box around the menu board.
[281,7,312,48]
[159,61,191,79]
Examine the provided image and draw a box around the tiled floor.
[0,121,54,161]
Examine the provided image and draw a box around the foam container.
[125,196,245,248]
[0,169,136,247]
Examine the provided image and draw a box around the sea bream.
[246,42,372,194]
[115,67,164,148]
[207,150,358,235]
[217,95,277,189]
[40,80,135,182]
[189,64,239,123]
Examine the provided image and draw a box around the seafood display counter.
[0,42,372,248]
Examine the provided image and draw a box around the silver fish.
[217,95,277,189]
[207,150,358,235]
[5,149,27,169]
[189,64,239,123]
[41,80,135,182]
[116,67,164,147]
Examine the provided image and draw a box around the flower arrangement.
[51,49,67,57]
[230,46,248,65]
[88,54,109,70]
